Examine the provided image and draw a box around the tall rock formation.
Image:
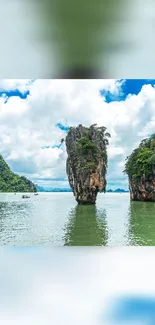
[124,134,155,201]
[65,124,110,204]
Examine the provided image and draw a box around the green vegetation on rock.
[101,151,108,165]
[77,137,97,152]
[124,134,155,180]
[76,128,109,173]
[0,154,37,192]
[77,137,98,165]
[83,162,97,172]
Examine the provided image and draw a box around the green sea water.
[0,192,154,246]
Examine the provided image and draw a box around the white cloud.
[0,79,33,93]
[0,79,155,189]
[108,146,125,159]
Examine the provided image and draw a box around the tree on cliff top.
[124,134,155,180]
[75,124,110,167]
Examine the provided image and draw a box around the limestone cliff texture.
[129,177,155,201]
[65,124,110,204]
[124,134,155,201]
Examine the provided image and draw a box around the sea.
[0,192,154,246]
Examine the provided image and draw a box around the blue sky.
[0,79,155,190]
[100,79,155,103]
[1,79,153,105]
[0,89,30,103]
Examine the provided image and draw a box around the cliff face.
[0,154,37,192]
[66,124,110,204]
[129,177,155,201]
[124,134,155,201]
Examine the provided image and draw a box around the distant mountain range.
[106,188,129,193]
[35,185,129,193]
[35,185,72,192]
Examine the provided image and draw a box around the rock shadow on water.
[63,204,108,246]
[128,200,155,246]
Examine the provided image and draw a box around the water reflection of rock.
[63,204,108,246]
[128,201,155,245]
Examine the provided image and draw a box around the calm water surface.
[0,192,154,246]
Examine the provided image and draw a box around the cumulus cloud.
[0,79,33,93]
[0,79,155,189]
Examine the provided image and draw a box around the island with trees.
[124,134,155,201]
[0,154,37,192]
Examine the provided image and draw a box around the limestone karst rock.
[124,134,155,201]
[65,124,110,204]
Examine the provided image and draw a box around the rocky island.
[124,134,155,201]
[65,124,110,204]
[0,154,37,192]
